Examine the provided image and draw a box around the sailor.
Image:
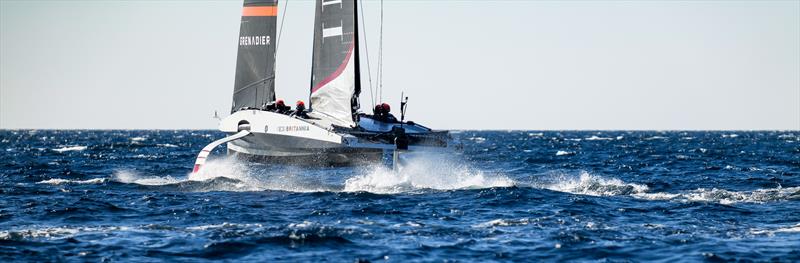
[372,104,386,121]
[293,100,309,119]
[380,103,398,123]
[264,102,276,111]
[374,104,383,116]
[275,99,290,114]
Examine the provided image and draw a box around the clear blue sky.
[1,0,798,130]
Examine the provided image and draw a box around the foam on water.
[535,171,649,196]
[468,137,487,143]
[186,156,252,183]
[100,157,319,192]
[750,224,800,236]
[0,223,265,241]
[633,186,800,204]
[473,218,531,228]
[99,154,514,194]
[37,178,107,185]
[555,150,575,156]
[52,146,87,152]
[46,157,800,205]
[185,222,264,231]
[343,154,514,194]
[190,157,335,192]
[110,154,514,194]
[0,226,134,241]
[531,171,799,204]
[113,170,183,186]
[585,135,614,141]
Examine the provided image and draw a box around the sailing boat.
[193,0,450,172]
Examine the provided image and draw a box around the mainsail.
[309,0,361,127]
[231,0,279,113]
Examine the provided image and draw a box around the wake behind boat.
[193,0,451,172]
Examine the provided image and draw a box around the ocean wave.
[185,222,264,231]
[189,157,333,192]
[0,222,356,246]
[343,155,514,194]
[0,223,261,241]
[585,136,614,141]
[533,172,799,204]
[750,223,800,236]
[109,158,330,192]
[132,154,159,159]
[157,143,179,148]
[555,150,575,156]
[468,137,486,143]
[473,218,530,228]
[536,172,649,197]
[0,226,133,241]
[52,146,87,152]
[37,178,107,185]
[633,186,800,205]
[113,170,183,186]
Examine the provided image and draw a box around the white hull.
[217,110,449,165]
[217,110,385,165]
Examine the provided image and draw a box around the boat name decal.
[239,35,271,46]
[277,125,309,132]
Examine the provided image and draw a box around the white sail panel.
[309,0,360,128]
[310,44,356,127]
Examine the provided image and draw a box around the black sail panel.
[231,0,278,113]
[309,0,359,127]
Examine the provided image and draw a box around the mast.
[352,0,361,118]
[230,0,279,113]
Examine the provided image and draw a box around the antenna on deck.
[213,111,221,121]
[400,92,408,125]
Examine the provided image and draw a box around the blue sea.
[1,130,799,262]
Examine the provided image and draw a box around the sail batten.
[231,0,279,113]
[309,0,360,127]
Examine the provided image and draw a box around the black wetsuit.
[293,110,309,119]
[276,105,291,114]
[374,113,397,123]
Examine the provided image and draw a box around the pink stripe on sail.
[311,42,355,93]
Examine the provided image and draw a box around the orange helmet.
[276,99,285,107]
[381,103,391,112]
[296,100,305,107]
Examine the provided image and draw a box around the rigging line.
[377,0,384,103]
[270,0,289,105]
[358,0,376,109]
[275,0,289,54]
